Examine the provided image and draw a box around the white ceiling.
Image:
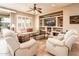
[0,3,71,15]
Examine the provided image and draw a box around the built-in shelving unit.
[39,11,63,34]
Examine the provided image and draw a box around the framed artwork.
[70,15,79,24]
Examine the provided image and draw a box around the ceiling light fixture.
[51,4,56,7]
[27,4,42,15]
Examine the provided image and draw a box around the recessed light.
[51,4,56,7]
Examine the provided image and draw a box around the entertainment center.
[39,11,63,35]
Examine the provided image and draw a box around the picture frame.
[70,15,79,24]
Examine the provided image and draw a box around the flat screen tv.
[44,18,56,26]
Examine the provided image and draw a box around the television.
[44,18,56,26]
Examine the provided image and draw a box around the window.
[0,18,1,32]
[17,16,32,32]
[1,17,11,29]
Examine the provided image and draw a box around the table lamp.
[11,24,15,31]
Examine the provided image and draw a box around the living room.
[0,3,79,56]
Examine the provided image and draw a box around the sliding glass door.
[0,18,1,32]
[0,17,11,30]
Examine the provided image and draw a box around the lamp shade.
[11,24,15,31]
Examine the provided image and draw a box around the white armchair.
[46,30,78,56]
[2,29,38,56]
[5,37,37,56]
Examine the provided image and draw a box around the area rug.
[36,39,79,56]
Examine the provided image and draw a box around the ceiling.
[0,3,71,15]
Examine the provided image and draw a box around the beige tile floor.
[36,39,79,56]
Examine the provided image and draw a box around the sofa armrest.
[48,38,64,46]
[20,38,36,48]
[58,33,64,37]
[15,47,33,56]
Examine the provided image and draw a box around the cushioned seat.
[2,29,38,56]
[46,30,78,56]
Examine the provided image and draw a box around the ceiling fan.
[27,4,42,13]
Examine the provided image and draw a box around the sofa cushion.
[27,28,33,32]
[18,34,30,43]
[40,30,45,35]
[35,34,45,40]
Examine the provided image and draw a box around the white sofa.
[46,30,78,56]
[0,29,11,56]
[2,29,38,56]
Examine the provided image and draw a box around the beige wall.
[34,15,40,31]
[63,4,79,32]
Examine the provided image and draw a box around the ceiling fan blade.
[34,4,37,10]
[37,10,42,13]
[26,8,34,12]
[34,4,36,7]
[37,8,42,10]
[26,9,33,12]
[26,4,42,14]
